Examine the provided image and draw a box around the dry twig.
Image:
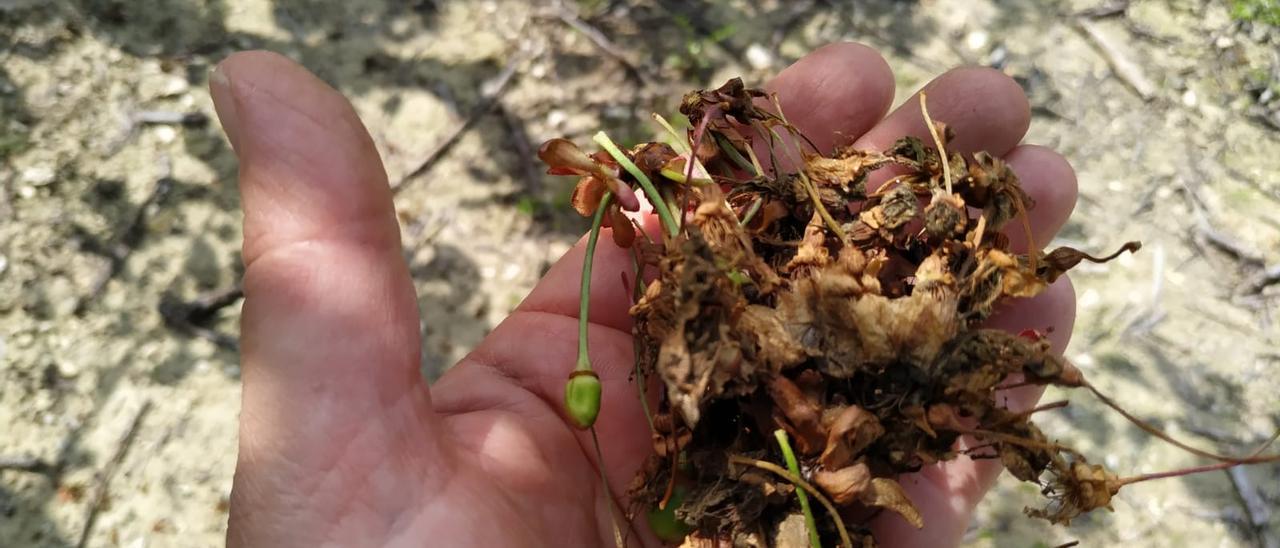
[159,282,243,350]
[393,55,522,194]
[0,455,57,476]
[76,176,174,314]
[77,401,152,548]
[1076,0,1130,19]
[1076,17,1156,101]
[550,2,651,82]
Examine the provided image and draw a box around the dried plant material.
[812,463,871,506]
[539,78,1275,547]
[819,406,883,469]
[1027,459,1121,525]
[864,478,924,529]
[539,138,640,214]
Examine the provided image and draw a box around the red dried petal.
[570,177,607,217]
[603,178,641,212]
[609,208,636,248]
[538,138,598,175]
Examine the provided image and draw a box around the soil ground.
[1,1,1277,546]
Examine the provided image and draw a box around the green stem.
[659,167,713,185]
[740,196,764,226]
[577,192,614,371]
[652,113,691,155]
[713,132,757,174]
[593,131,681,238]
[775,429,822,548]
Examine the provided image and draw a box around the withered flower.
[538,137,640,247]
[1027,458,1121,525]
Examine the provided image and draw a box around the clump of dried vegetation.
[541,78,1279,547]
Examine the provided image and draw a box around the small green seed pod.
[564,370,602,429]
[647,486,693,542]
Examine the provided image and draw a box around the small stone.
[20,165,55,186]
[155,125,177,143]
[0,254,7,275]
[18,185,36,199]
[1214,36,1234,49]
[546,109,567,128]
[1181,89,1197,108]
[160,75,189,97]
[966,30,989,51]
[57,360,79,378]
[986,45,1008,68]
[745,43,774,71]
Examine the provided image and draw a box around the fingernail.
[209,64,241,152]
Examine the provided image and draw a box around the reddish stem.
[1118,460,1251,487]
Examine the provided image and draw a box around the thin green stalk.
[713,132,756,174]
[577,192,614,370]
[593,131,681,238]
[775,429,822,548]
[739,196,764,226]
[565,193,610,429]
[651,113,691,155]
[660,187,681,231]
[658,167,713,185]
[591,427,626,548]
[728,455,852,548]
[751,122,780,182]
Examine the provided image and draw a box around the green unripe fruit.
[647,486,693,542]
[564,370,602,429]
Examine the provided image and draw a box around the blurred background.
[1,0,1277,546]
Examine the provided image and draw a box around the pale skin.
[210,43,1078,547]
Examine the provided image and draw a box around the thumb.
[210,51,445,543]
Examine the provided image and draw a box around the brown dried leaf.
[863,478,923,529]
[847,291,959,366]
[812,463,871,506]
[767,375,826,454]
[819,405,884,469]
[784,212,831,273]
[736,305,807,371]
[746,199,789,232]
[803,147,889,193]
[772,513,813,548]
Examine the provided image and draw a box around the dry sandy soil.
[1,0,1278,546]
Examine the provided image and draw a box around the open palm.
[211,44,1078,547]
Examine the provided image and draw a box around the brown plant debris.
[537,78,1279,547]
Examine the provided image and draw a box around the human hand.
[210,43,1076,547]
